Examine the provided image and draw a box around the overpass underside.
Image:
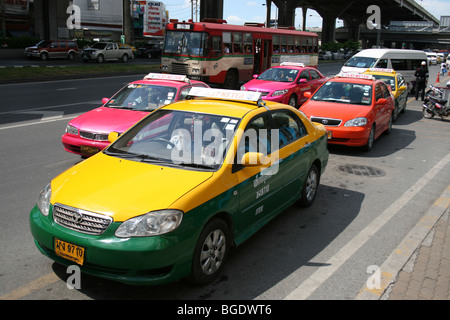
[200,0,440,45]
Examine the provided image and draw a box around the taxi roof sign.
[336,72,375,80]
[188,87,263,103]
[280,62,305,67]
[144,73,191,83]
[367,68,395,73]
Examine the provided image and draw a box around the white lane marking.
[276,153,450,300]
[57,87,77,91]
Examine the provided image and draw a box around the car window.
[380,83,390,98]
[309,69,320,80]
[59,42,66,48]
[298,70,311,81]
[271,110,306,148]
[398,75,405,87]
[375,84,383,100]
[311,81,372,105]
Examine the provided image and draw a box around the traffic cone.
[436,72,440,83]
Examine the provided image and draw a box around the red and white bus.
[161,19,319,89]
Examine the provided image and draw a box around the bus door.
[253,38,272,75]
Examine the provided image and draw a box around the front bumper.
[324,125,371,147]
[61,133,110,157]
[29,205,197,285]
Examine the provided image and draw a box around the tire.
[97,54,104,63]
[147,52,152,59]
[422,105,435,119]
[40,52,48,61]
[224,70,238,89]
[189,219,230,285]
[298,164,320,208]
[68,52,75,60]
[121,54,128,63]
[288,95,297,108]
[364,124,376,151]
[385,112,393,135]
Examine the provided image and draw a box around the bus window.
[273,34,280,53]
[288,36,294,53]
[294,37,301,52]
[313,37,318,53]
[211,36,222,57]
[233,33,243,53]
[164,30,207,56]
[244,33,253,53]
[223,32,232,54]
[280,35,287,53]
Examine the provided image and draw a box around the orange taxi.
[300,73,395,151]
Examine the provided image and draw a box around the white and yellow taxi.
[30,88,329,285]
[363,68,408,121]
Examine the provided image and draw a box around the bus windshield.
[164,30,208,56]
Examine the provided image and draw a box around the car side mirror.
[108,132,120,143]
[376,98,387,105]
[299,78,307,83]
[303,91,312,98]
[253,74,258,79]
[240,152,268,167]
[399,85,407,91]
[102,97,109,105]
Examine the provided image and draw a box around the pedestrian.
[415,61,429,101]
[441,62,447,76]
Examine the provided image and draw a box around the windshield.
[36,40,51,48]
[104,84,178,111]
[311,81,372,105]
[344,56,377,68]
[164,30,208,56]
[91,43,107,49]
[105,109,240,170]
[257,68,299,83]
[371,75,395,91]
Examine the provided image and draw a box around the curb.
[355,185,450,300]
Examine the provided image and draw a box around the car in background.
[24,40,79,61]
[426,52,437,65]
[61,73,209,157]
[300,73,394,151]
[363,68,407,121]
[137,42,162,59]
[118,43,138,56]
[240,62,328,107]
[30,87,329,286]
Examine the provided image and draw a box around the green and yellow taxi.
[363,68,408,121]
[29,88,329,285]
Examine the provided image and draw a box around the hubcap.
[200,229,226,275]
[305,169,318,201]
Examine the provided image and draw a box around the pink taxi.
[62,73,209,157]
[240,62,328,108]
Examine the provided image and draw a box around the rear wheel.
[298,164,320,207]
[121,54,128,63]
[422,105,435,119]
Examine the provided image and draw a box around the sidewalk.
[356,185,450,300]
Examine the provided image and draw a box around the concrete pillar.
[200,0,223,21]
[321,14,336,43]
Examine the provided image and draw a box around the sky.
[161,0,450,29]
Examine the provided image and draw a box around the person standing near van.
[415,61,429,101]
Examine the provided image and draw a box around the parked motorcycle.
[422,84,450,120]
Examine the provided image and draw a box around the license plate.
[54,238,85,265]
[80,145,99,156]
[327,131,332,139]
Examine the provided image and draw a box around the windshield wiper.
[175,162,216,170]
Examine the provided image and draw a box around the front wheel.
[364,124,376,152]
[189,219,230,285]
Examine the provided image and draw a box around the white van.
[426,52,437,65]
[341,49,428,90]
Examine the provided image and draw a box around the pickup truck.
[82,42,134,63]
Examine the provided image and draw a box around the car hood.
[243,79,291,93]
[51,153,214,222]
[300,100,370,121]
[69,106,150,134]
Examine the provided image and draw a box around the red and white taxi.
[300,73,395,151]
[240,62,328,108]
[62,73,209,157]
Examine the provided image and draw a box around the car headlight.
[65,124,78,135]
[240,85,247,91]
[37,183,52,216]
[272,89,288,96]
[344,117,368,127]
[115,209,183,237]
